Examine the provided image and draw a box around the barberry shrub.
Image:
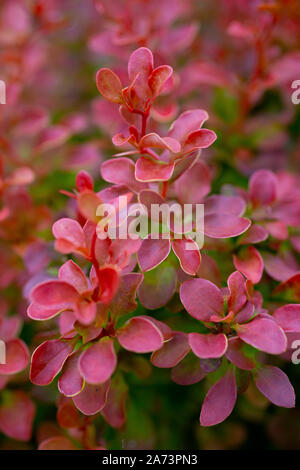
[0,0,299,450]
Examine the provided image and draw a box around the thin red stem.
[161,181,168,199]
[90,230,102,300]
[141,112,148,138]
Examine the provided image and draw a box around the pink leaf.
[172,239,201,275]
[59,310,77,338]
[151,102,178,123]
[249,170,278,208]
[227,270,247,314]
[73,381,110,415]
[151,332,190,368]
[205,195,246,216]
[175,160,211,204]
[138,262,176,309]
[138,237,171,272]
[180,278,223,321]
[140,133,180,153]
[254,366,295,408]
[264,221,288,240]
[58,260,88,294]
[35,125,70,153]
[168,109,209,143]
[52,218,86,254]
[171,353,206,385]
[101,374,128,428]
[196,253,221,286]
[117,316,164,353]
[7,166,35,186]
[30,280,79,309]
[204,213,251,238]
[239,224,269,245]
[96,68,123,103]
[200,368,237,426]
[0,339,29,375]
[273,304,300,332]
[77,191,102,223]
[110,273,143,319]
[148,65,173,97]
[74,298,97,326]
[79,338,117,384]
[128,47,153,98]
[76,170,94,192]
[233,246,263,284]
[58,353,84,397]
[0,391,35,441]
[101,157,145,193]
[135,156,174,182]
[183,129,217,153]
[263,252,298,282]
[189,333,228,358]
[27,303,63,321]
[0,316,21,342]
[112,132,136,147]
[236,317,287,354]
[225,337,255,370]
[232,301,254,324]
[30,340,74,385]
[128,47,153,81]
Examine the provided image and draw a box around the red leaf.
[79,338,117,384]
[98,265,120,304]
[273,304,300,332]
[233,246,263,284]
[58,353,84,397]
[151,332,190,368]
[204,213,251,238]
[236,317,287,354]
[138,237,171,272]
[183,128,217,153]
[180,278,223,321]
[73,381,110,415]
[101,374,128,428]
[96,68,123,103]
[148,65,173,97]
[189,333,227,358]
[172,238,201,275]
[200,368,237,426]
[30,339,74,385]
[254,366,295,408]
[171,352,206,385]
[135,156,174,182]
[0,339,29,375]
[117,316,164,353]
[249,169,278,208]
[140,133,180,153]
[0,391,35,441]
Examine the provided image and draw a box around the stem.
[90,229,102,300]
[161,181,168,199]
[131,109,149,138]
[141,112,148,138]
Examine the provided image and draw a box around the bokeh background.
[0,0,299,450]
